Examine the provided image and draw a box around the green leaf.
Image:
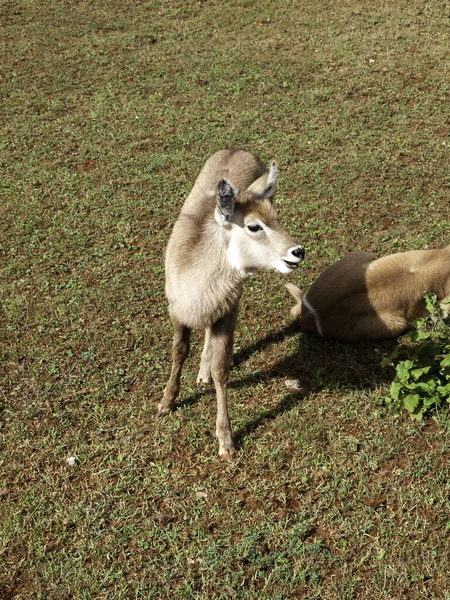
[413,381,435,393]
[410,366,432,381]
[403,393,420,413]
[440,355,450,368]
[408,329,431,342]
[437,383,450,397]
[389,381,403,400]
[396,361,413,382]
[410,412,424,421]
[425,293,438,314]
[407,318,425,331]
[423,395,441,408]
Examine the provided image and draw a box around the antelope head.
[214,162,304,276]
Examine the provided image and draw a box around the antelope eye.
[247,224,263,233]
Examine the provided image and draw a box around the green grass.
[2,0,450,598]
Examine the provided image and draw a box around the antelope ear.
[246,161,278,198]
[217,179,237,221]
[262,161,277,199]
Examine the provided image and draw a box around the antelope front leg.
[197,327,212,390]
[210,311,238,460]
[158,320,191,416]
[198,326,235,391]
[215,377,235,460]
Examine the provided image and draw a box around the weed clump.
[384,293,450,420]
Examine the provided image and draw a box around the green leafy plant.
[385,293,450,420]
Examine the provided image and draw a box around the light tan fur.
[287,246,450,342]
[159,149,304,459]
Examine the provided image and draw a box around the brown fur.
[287,246,450,342]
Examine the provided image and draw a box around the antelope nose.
[292,247,305,260]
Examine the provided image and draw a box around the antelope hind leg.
[158,320,191,416]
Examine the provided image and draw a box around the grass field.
[2,0,450,598]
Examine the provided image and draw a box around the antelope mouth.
[282,259,300,270]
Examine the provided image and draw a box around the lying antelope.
[286,246,450,342]
[159,149,304,459]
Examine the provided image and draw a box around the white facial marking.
[223,212,302,277]
[226,218,277,275]
[227,235,245,273]
[278,246,303,272]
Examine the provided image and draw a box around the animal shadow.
[231,321,397,447]
[173,321,396,447]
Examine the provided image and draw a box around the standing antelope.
[158,149,304,459]
[286,245,450,342]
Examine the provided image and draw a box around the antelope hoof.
[218,443,236,461]
[157,402,173,417]
[196,377,212,392]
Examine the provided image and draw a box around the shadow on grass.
[232,321,397,389]
[232,321,301,368]
[173,320,398,448]
[233,386,310,448]
[230,321,398,449]
[173,322,301,412]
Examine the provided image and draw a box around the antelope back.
[366,247,450,321]
[288,246,450,342]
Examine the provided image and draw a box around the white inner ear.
[266,162,277,189]
[214,206,232,227]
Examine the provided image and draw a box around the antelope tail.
[285,283,304,318]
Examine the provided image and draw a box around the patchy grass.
[1,0,450,598]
